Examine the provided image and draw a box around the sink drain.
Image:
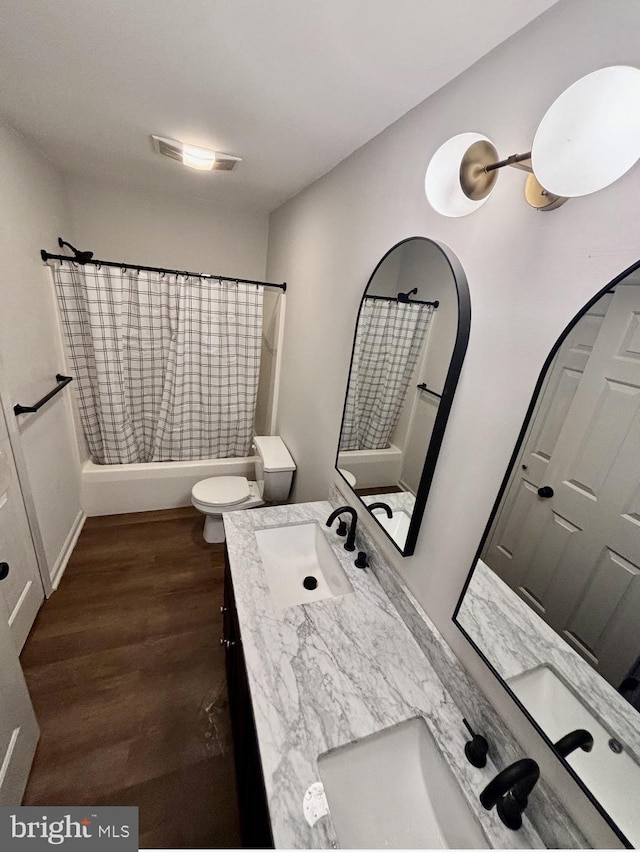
[303,576,318,590]
[608,738,624,754]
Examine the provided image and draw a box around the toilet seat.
[192,476,251,508]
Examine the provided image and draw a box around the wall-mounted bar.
[14,374,73,416]
[365,295,439,308]
[417,382,442,399]
[40,244,287,292]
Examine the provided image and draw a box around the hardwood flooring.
[20,507,241,849]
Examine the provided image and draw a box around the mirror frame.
[453,257,640,849]
[335,236,471,556]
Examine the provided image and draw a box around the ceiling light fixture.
[425,65,640,216]
[182,144,216,171]
[151,136,242,172]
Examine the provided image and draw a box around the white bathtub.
[81,456,255,516]
[337,444,403,489]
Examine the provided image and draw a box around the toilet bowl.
[191,436,296,543]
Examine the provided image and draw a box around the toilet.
[191,436,296,543]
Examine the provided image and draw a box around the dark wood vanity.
[223,548,274,848]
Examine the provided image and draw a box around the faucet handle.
[354,551,368,569]
[336,519,348,536]
[463,718,489,768]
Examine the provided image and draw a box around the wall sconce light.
[425,66,640,217]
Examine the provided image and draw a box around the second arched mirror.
[335,236,470,556]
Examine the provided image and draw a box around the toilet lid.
[192,476,251,507]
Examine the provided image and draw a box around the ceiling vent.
[151,135,242,171]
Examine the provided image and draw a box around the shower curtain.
[340,298,433,451]
[53,262,264,464]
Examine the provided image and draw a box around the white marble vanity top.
[224,501,545,849]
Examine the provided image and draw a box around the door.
[0,590,39,803]
[0,405,44,651]
[485,280,640,686]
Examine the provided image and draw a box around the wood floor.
[20,507,241,849]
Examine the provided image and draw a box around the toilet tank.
[253,436,296,502]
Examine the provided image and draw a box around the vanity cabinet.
[223,549,273,849]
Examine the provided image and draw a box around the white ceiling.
[0,0,559,212]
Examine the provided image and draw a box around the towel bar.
[14,374,73,416]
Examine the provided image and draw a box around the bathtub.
[337,444,403,489]
[81,456,255,516]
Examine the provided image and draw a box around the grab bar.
[14,374,73,416]
[417,383,442,400]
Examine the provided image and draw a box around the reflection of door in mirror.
[484,278,640,694]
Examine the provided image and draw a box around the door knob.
[537,486,554,499]
[0,562,8,580]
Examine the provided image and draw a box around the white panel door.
[0,406,44,651]
[485,283,640,686]
[0,588,39,803]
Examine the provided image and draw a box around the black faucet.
[479,758,540,830]
[326,506,358,551]
[367,501,393,518]
[554,729,594,758]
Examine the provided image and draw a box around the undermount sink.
[255,522,353,609]
[372,507,411,549]
[508,665,640,847]
[317,716,488,849]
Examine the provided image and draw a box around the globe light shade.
[532,66,640,198]
[425,133,498,217]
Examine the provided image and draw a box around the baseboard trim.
[49,509,86,593]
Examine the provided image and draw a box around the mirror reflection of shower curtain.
[53,262,264,463]
[340,299,433,451]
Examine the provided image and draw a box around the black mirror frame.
[452,257,640,850]
[335,236,471,556]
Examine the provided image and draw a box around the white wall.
[267,0,639,844]
[0,122,82,583]
[65,175,269,278]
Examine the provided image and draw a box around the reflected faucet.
[368,501,393,518]
[479,758,540,830]
[554,729,594,758]
[326,506,358,552]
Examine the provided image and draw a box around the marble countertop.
[224,501,545,849]
[458,559,640,765]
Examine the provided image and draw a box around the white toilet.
[191,436,296,543]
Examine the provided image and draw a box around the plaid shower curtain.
[340,298,433,451]
[53,262,263,464]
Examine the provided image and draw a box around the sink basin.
[508,665,640,846]
[255,522,353,609]
[317,716,488,849]
[371,508,411,549]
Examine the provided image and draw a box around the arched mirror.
[454,261,640,848]
[335,236,470,556]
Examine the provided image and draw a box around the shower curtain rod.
[364,294,439,308]
[40,248,287,292]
